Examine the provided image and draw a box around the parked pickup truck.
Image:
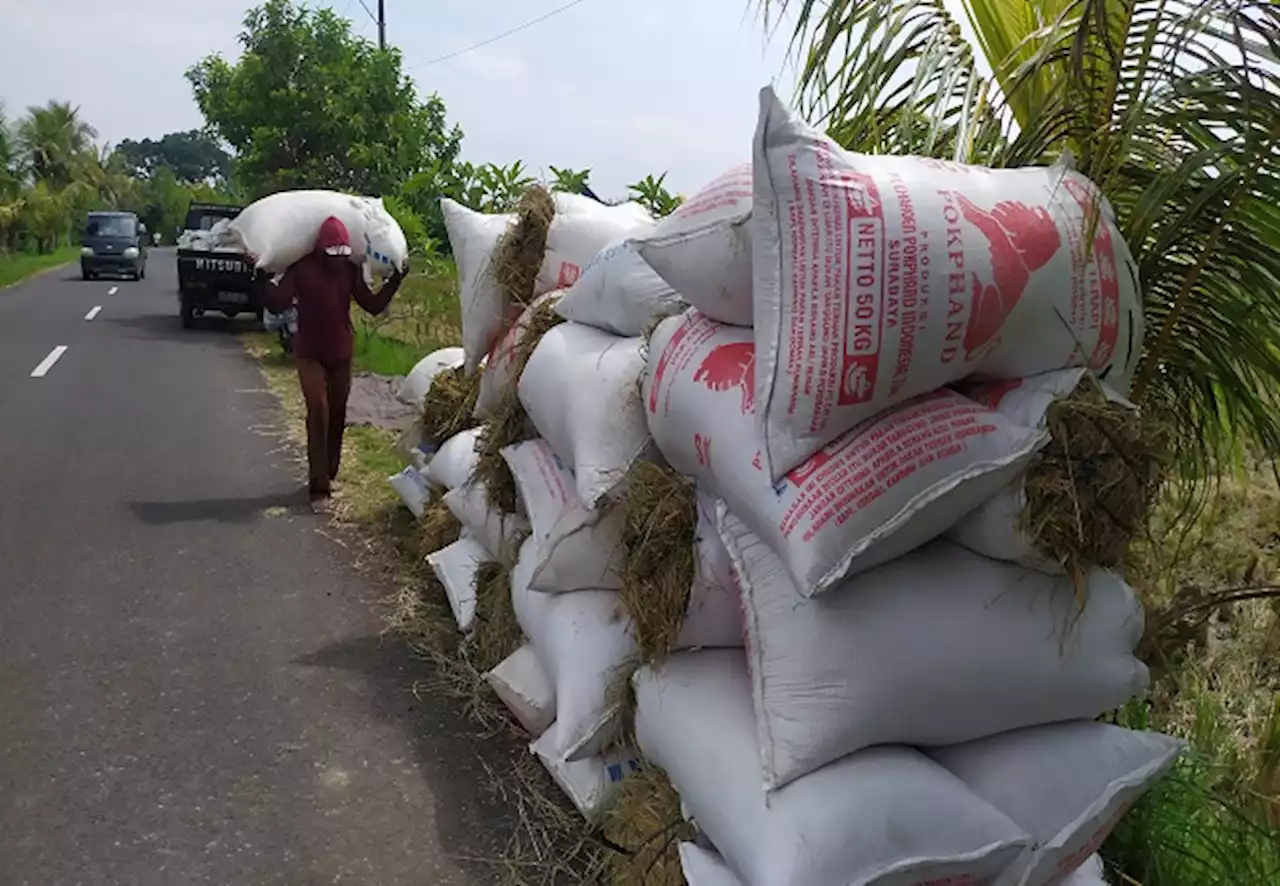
[175,202,258,329]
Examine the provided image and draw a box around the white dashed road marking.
[108,286,118,296]
[30,346,68,378]
[85,306,102,321]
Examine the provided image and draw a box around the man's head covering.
[316,216,353,257]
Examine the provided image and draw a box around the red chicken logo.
[695,342,756,414]
[956,196,1062,361]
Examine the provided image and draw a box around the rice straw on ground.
[601,764,694,886]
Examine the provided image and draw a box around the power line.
[406,0,593,70]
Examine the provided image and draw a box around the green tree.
[186,0,462,198]
[550,165,592,195]
[116,130,232,183]
[628,173,683,217]
[16,100,97,189]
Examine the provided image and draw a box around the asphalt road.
[0,251,510,886]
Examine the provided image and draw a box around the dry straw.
[470,558,525,674]
[420,365,481,443]
[619,462,699,665]
[1020,373,1168,580]
[491,184,556,309]
[600,763,694,886]
[473,298,567,514]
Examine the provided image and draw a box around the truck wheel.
[180,293,196,329]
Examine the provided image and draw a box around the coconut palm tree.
[17,100,98,190]
[760,0,1280,477]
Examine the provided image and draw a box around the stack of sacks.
[416,427,497,633]
[620,85,1178,886]
[176,217,237,252]
[442,193,656,379]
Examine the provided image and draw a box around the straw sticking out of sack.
[470,559,524,674]
[490,185,555,308]
[420,366,481,444]
[473,300,567,513]
[1021,374,1167,578]
[619,462,698,664]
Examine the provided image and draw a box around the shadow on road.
[128,490,310,525]
[295,634,522,883]
[102,312,265,345]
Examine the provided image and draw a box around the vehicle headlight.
[123,247,140,258]
[81,246,94,256]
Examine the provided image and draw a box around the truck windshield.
[87,216,136,238]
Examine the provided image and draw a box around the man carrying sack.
[257,216,406,512]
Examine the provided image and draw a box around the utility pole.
[377,0,386,49]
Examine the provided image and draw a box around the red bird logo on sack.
[695,342,756,413]
[956,196,1062,361]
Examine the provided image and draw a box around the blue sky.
[0,0,814,197]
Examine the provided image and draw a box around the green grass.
[0,247,80,288]
[353,261,462,376]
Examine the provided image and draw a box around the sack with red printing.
[636,164,754,326]
[502,438,625,593]
[721,509,1150,791]
[555,239,687,336]
[644,310,1048,597]
[929,721,1182,886]
[537,194,656,294]
[948,368,1137,574]
[751,85,1143,482]
[474,291,563,420]
[519,322,656,510]
[440,198,516,374]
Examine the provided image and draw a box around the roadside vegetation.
[0,245,79,288]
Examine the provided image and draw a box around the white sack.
[387,466,432,519]
[555,239,687,336]
[502,439,625,593]
[397,346,466,407]
[474,291,562,419]
[679,844,744,886]
[537,193,656,294]
[511,539,637,761]
[645,311,1048,596]
[721,511,1150,791]
[636,164,754,326]
[530,728,642,822]
[948,368,1134,573]
[929,721,1182,886]
[519,322,656,509]
[441,198,516,374]
[229,189,408,275]
[752,86,1143,481]
[426,536,493,633]
[634,650,1032,886]
[1063,856,1109,886]
[442,483,529,562]
[424,427,482,491]
[679,490,744,650]
[486,644,556,737]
